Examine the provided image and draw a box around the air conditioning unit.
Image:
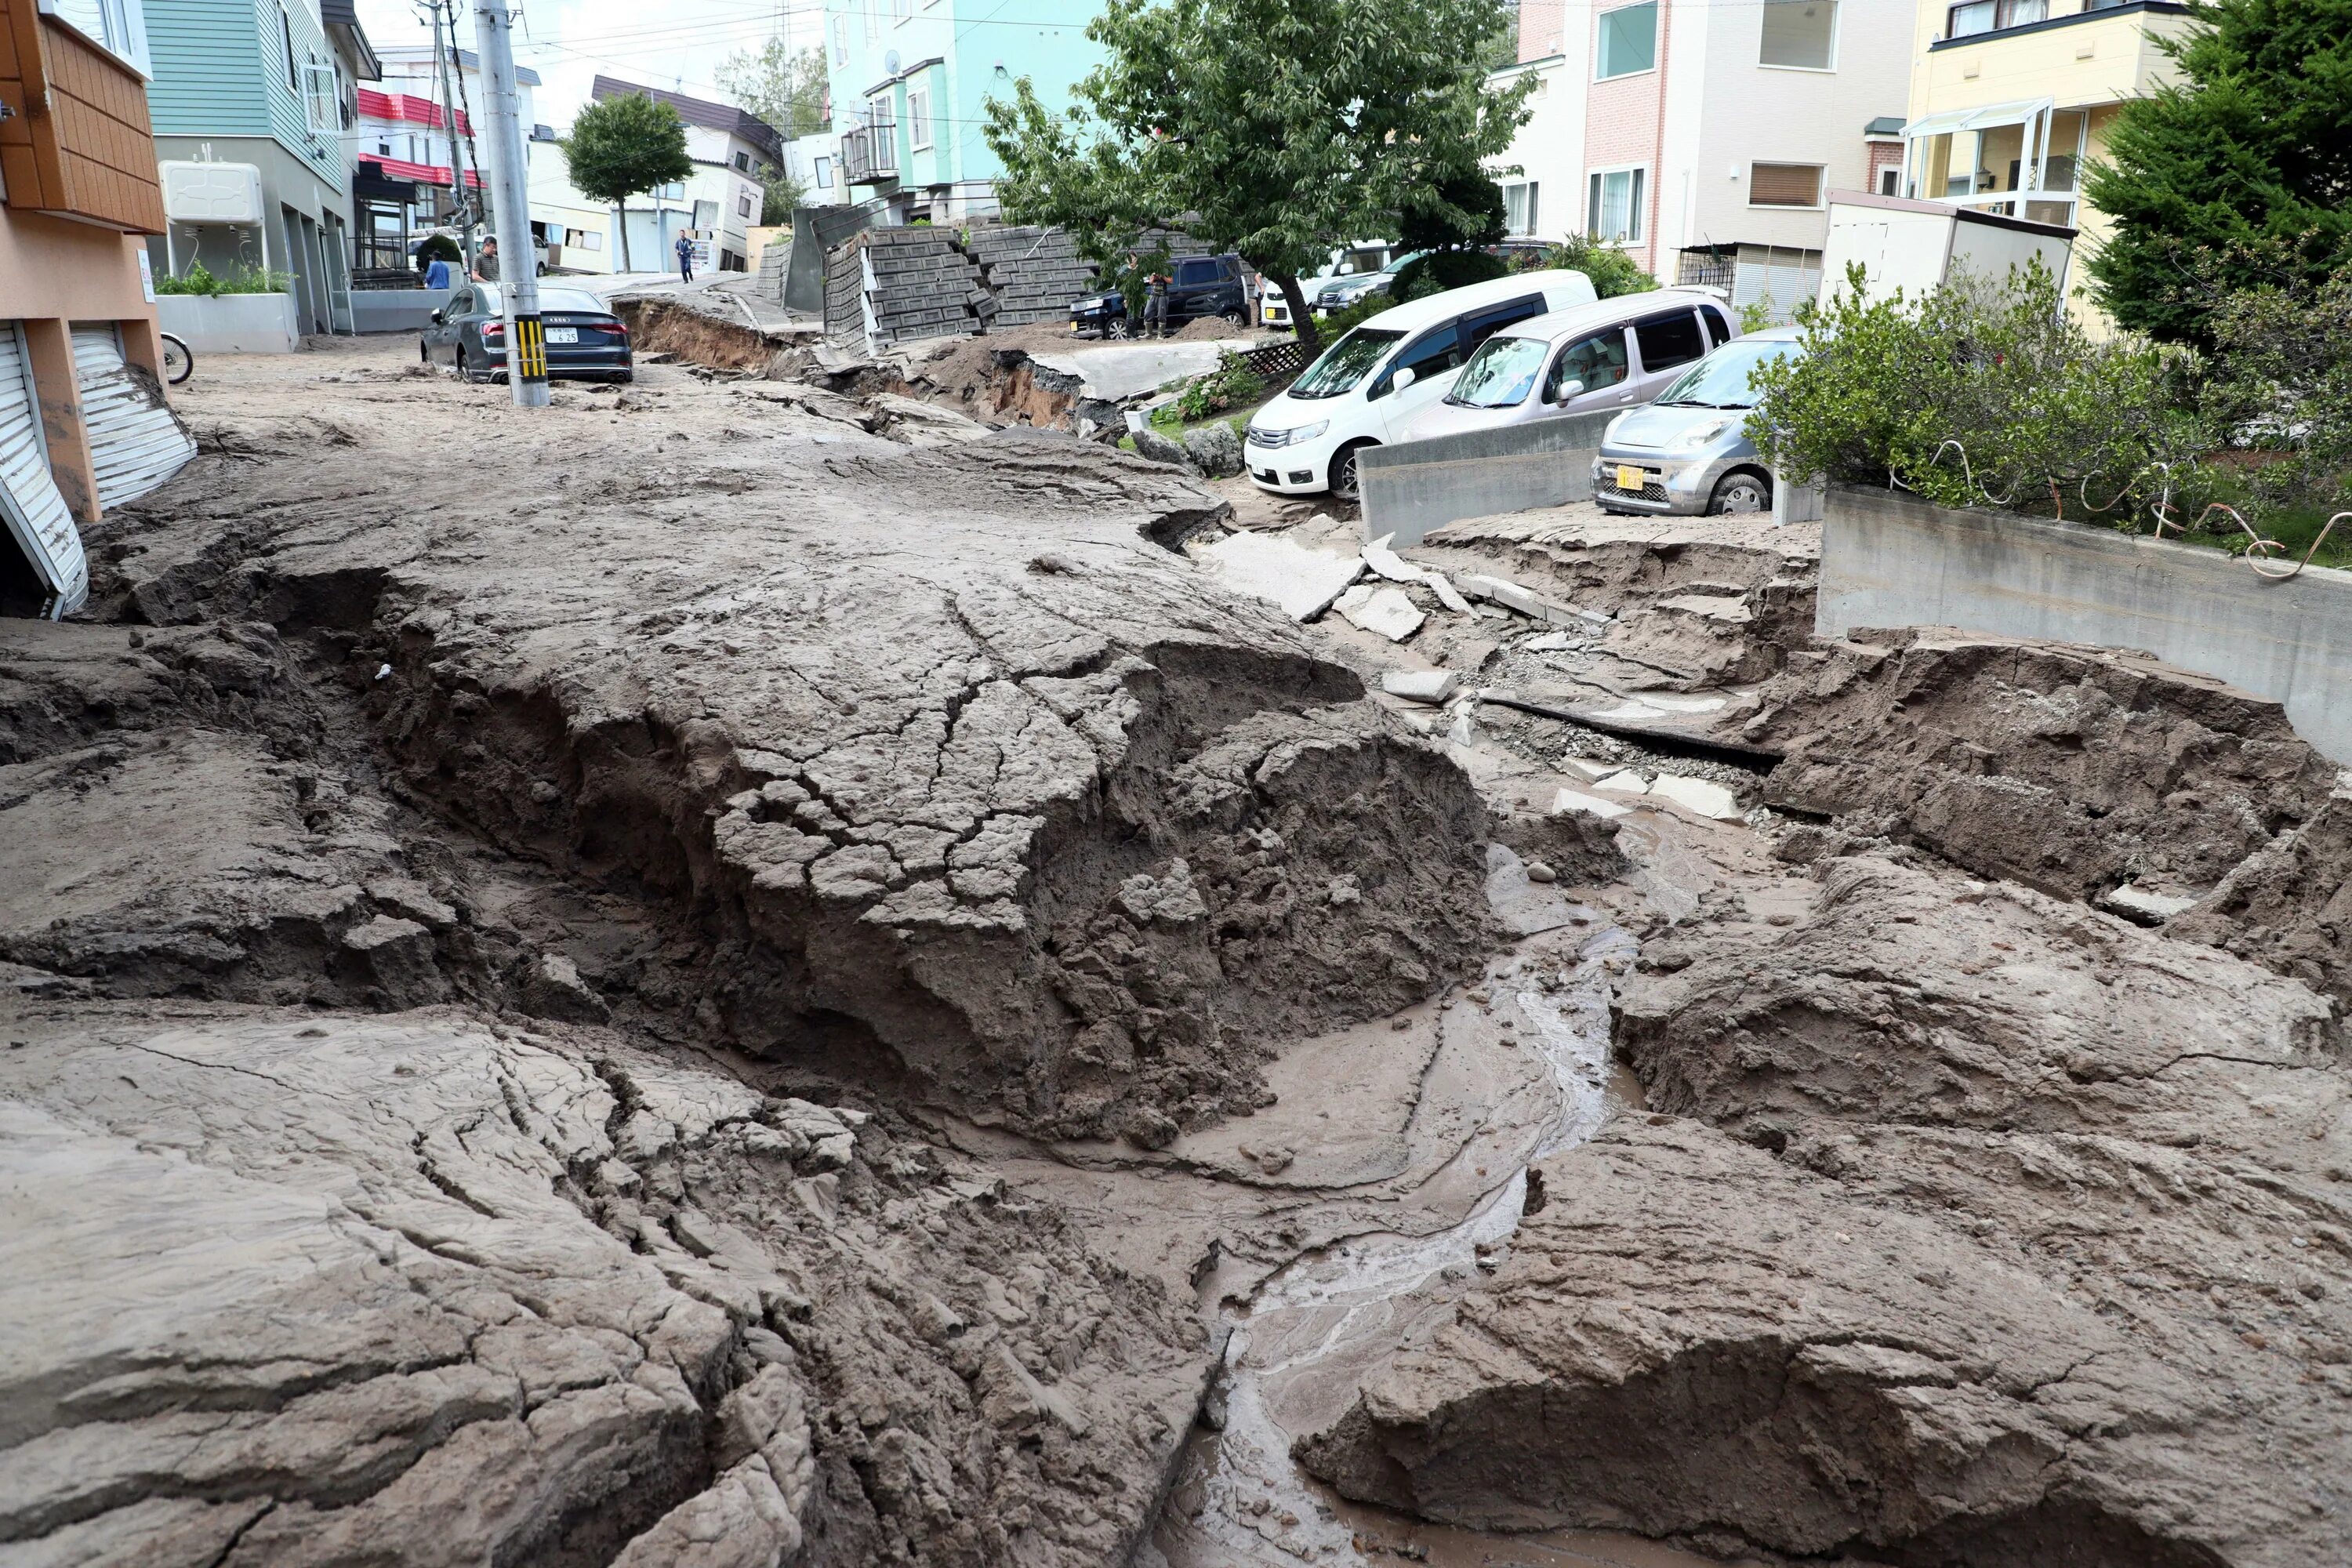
[158,162,264,224]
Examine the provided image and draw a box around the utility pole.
[427,1,467,252]
[474,0,547,408]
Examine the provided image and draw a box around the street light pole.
[474,0,547,408]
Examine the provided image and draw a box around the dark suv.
[1069,253,1250,337]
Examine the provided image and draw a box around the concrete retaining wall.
[1357,412,1614,546]
[349,290,453,335]
[1820,485,2352,763]
[158,292,301,353]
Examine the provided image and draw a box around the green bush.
[1507,235,1658,299]
[1152,350,1266,426]
[414,233,463,265]
[1391,249,1507,303]
[1745,259,2198,519]
[153,261,296,297]
[2196,261,2352,528]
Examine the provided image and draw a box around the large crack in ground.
[5,339,2350,1568]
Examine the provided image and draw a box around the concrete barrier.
[1820,485,2352,763]
[350,289,454,335]
[157,292,300,354]
[1357,411,1613,546]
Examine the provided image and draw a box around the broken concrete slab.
[1335,583,1426,643]
[1381,670,1461,706]
[1201,531,1367,622]
[1594,769,1650,795]
[1648,773,1742,821]
[1550,786,1631,820]
[2100,882,2200,924]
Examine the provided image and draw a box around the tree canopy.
[981,0,1531,350]
[714,38,824,222]
[2084,0,2352,344]
[561,94,693,272]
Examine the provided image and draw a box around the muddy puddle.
[1153,919,1740,1568]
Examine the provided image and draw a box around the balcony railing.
[841,124,898,185]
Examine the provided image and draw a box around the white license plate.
[546,327,579,344]
[1616,464,1645,493]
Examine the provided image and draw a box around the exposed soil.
[8,340,2350,1568]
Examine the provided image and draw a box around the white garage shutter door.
[71,324,196,510]
[0,323,88,619]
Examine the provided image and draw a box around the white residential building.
[575,77,786,273]
[1494,0,1913,319]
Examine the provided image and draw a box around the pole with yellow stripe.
[476,0,549,408]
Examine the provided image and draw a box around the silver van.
[1398,289,1736,443]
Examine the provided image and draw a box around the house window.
[892,0,910,20]
[46,0,152,74]
[1502,181,1539,237]
[1878,165,1901,196]
[832,13,848,63]
[815,156,834,189]
[303,60,339,134]
[907,89,931,150]
[1587,167,1645,243]
[1947,0,2045,38]
[279,5,299,91]
[1595,2,1657,79]
[1749,162,1825,207]
[863,0,877,42]
[1759,0,1837,70]
[738,191,754,218]
[379,139,394,157]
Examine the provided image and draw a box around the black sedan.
[420,284,633,383]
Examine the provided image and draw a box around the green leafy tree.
[1390,172,1508,301]
[561,94,694,273]
[982,0,1532,353]
[717,39,826,226]
[2085,0,2352,345]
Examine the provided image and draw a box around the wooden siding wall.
[0,1,166,231]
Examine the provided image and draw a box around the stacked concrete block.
[858,227,986,349]
[964,224,1100,328]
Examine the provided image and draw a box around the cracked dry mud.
[5,339,2350,1568]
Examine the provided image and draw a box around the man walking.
[675,230,695,285]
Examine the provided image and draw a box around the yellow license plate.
[1616,464,1645,493]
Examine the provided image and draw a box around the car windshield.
[1656,339,1801,408]
[1445,335,1548,408]
[1287,327,1402,399]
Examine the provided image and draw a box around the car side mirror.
[429,310,444,324]
[1554,378,1585,403]
[1392,366,1417,391]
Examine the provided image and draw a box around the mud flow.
[2,338,2345,1568]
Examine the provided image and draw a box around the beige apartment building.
[1898,0,2195,328]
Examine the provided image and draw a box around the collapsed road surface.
[2,337,2347,1568]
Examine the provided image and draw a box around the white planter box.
[156,292,300,354]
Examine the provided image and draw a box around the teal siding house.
[143,0,379,334]
[823,0,1106,221]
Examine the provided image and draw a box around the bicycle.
[159,332,193,386]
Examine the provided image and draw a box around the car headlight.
[1246,419,1328,448]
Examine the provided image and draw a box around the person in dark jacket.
[676,231,695,284]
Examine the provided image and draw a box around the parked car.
[1312,249,1428,314]
[1243,269,1601,500]
[1070,253,1250,337]
[1591,324,1806,516]
[1397,289,1737,443]
[1261,243,1406,328]
[421,284,632,383]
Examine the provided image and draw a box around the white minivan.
[1243,270,1601,499]
[1397,289,1737,444]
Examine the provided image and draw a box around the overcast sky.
[352,0,821,131]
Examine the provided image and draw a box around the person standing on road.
[471,237,499,282]
[676,231,695,285]
[1145,263,1171,339]
[423,252,453,291]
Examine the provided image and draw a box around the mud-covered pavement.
[3,338,2348,1568]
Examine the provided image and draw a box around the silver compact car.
[1592,324,1804,516]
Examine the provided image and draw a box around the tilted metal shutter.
[70,324,197,511]
[0,324,88,619]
